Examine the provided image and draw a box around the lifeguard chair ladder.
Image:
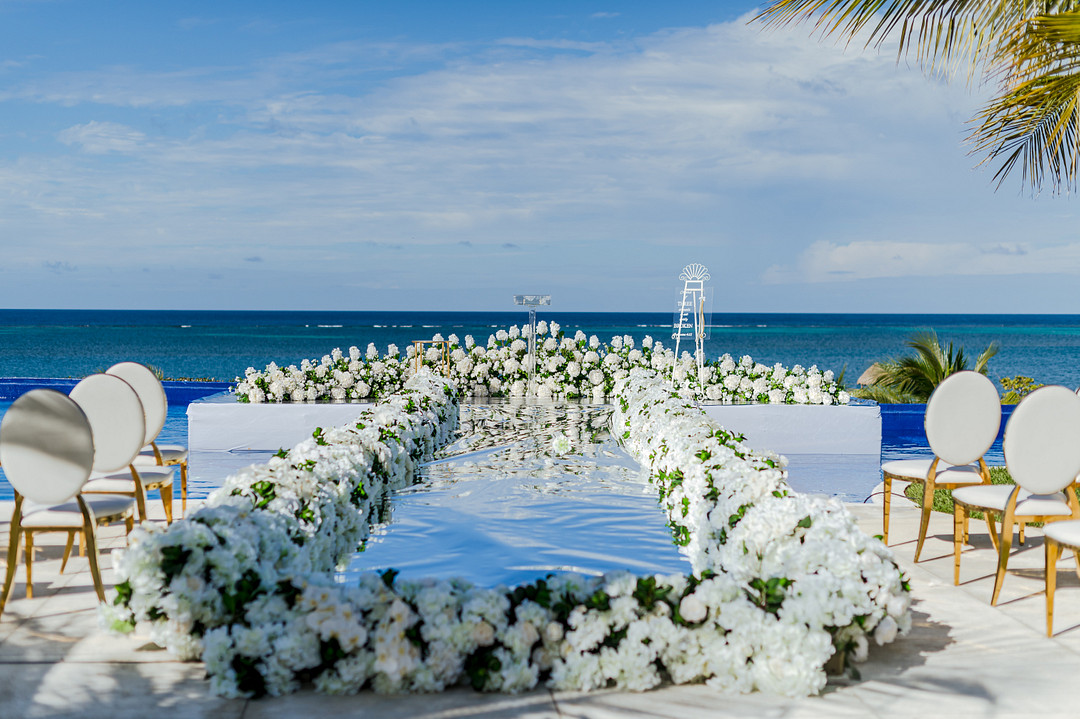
[672,263,710,391]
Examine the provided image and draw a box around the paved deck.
[3,493,1080,718]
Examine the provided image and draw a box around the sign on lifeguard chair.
[672,263,711,391]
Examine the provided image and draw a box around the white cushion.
[882,459,936,480]
[925,372,1001,465]
[106,362,168,445]
[133,445,188,465]
[881,459,982,485]
[1045,519,1080,548]
[952,484,1073,517]
[0,390,94,505]
[69,375,145,473]
[21,495,134,528]
[86,466,175,493]
[1004,386,1080,494]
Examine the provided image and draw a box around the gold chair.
[0,390,135,615]
[107,362,190,515]
[881,371,1001,560]
[951,385,1080,605]
[71,373,177,524]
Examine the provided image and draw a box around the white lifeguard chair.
[672,264,710,393]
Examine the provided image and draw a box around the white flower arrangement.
[102,369,908,700]
[234,327,848,406]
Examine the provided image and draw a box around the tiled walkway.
[3,496,1080,717]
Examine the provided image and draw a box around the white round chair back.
[106,362,167,446]
[69,374,145,474]
[0,389,94,505]
[924,371,1001,466]
[1003,385,1080,495]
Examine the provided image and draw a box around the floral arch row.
[234,324,848,406]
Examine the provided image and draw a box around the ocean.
[2,309,1079,387]
[0,310,1074,502]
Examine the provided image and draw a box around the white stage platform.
[189,393,881,457]
[187,393,373,451]
[700,402,881,456]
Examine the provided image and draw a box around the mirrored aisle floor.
[339,403,691,587]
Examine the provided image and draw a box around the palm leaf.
[754,0,1080,191]
[863,330,998,401]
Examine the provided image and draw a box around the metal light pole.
[514,294,551,397]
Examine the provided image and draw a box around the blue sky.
[0,0,1077,313]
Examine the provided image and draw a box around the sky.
[0,0,1077,314]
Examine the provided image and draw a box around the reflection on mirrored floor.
[338,402,692,587]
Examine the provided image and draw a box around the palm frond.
[754,1,1080,191]
[862,330,998,401]
[754,0,1036,78]
[973,10,1080,191]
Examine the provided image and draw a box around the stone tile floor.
[3,493,1080,717]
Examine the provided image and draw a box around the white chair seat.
[882,459,980,485]
[133,445,188,465]
[882,459,937,479]
[953,484,1073,516]
[86,466,175,493]
[21,495,135,528]
[1045,519,1080,547]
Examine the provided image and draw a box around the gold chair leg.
[915,481,935,562]
[985,512,1000,552]
[953,504,965,585]
[24,532,33,600]
[60,531,76,574]
[883,473,892,544]
[1047,539,1061,637]
[78,498,106,604]
[180,455,189,511]
[161,482,174,525]
[0,497,24,617]
[991,516,1015,606]
[79,530,86,557]
[1019,522,1026,546]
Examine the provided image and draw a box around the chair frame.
[881,371,1000,560]
[107,362,189,515]
[1045,531,1080,636]
[1,491,133,615]
[81,463,174,524]
[142,441,188,514]
[884,456,994,558]
[954,485,1080,604]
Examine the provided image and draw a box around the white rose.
[874,616,899,645]
[678,594,707,624]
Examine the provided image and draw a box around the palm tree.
[754,1,1080,192]
[858,331,999,402]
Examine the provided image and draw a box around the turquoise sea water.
[2,309,1079,387]
[0,310,1069,502]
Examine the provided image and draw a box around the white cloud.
[763,240,1080,283]
[0,12,1076,311]
[57,121,146,153]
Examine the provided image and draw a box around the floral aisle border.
[612,369,911,678]
[103,370,908,700]
[234,323,848,406]
[103,372,459,658]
